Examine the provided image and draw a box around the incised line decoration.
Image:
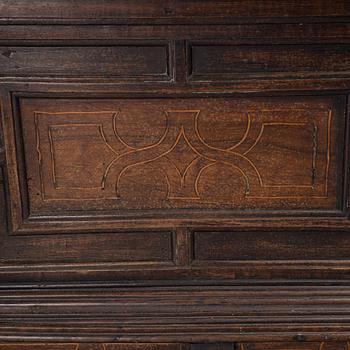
[34,107,332,202]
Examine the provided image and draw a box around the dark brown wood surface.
[1,1,350,349]
[0,344,348,350]
[0,44,171,80]
[189,43,350,80]
[18,96,341,213]
[0,0,350,24]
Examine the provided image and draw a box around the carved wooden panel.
[15,98,344,214]
[2,0,350,346]
[16,96,342,221]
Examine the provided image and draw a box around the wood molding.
[0,0,350,25]
[0,282,350,342]
[0,147,4,165]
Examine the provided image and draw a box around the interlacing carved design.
[34,107,331,203]
[103,110,261,199]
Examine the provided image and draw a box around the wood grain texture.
[0,344,184,350]
[189,43,350,81]
[193,230,350,262]
[0,344,348,350]
[1,1,350,348]
[0,0,350,24]
[1,283,350,342]
[0,231,174,264]
[2,23,350,44]
[0,167,7,236]
[0,343,348,350]
[238,343,350,350]
[0,149,4,165]
[3,95,342,235]
[0,43,172,80]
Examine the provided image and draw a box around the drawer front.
[2,92,350,274]
[189,43,350,81]
[194,230,350,262]
[3,94,346,233]
[15,95,343,224]
[0,43,172,80]
[1,0,349,23]
[0,231,173,265]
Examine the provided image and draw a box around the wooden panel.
[0,344,183,350]
[193,230,350,261]
[0,44,171,79]
[14,95,342,227]
[239,342,349,350]
[0,231,173,264]
[0,0,349,23]
[1,0,350,346]
[0,345,76,350]
[0,345,347,350]
[2,24,350,44]
[189,43,350,81]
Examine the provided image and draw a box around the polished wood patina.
[1,1,350,349]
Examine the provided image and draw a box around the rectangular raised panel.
[0,231,173,264]
[193,231,350,261]
[0,344,183,350]
[20,97,341,210]
[189,43,350,81]
[0,44,171,79]
[7,95,343,231]
[191,344,233,350]
[238,343,349,350]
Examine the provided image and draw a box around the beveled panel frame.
[0,41,174,81]
[0,86,348,235]
[187,41,350,82]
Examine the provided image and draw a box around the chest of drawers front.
[1,1,350,349]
